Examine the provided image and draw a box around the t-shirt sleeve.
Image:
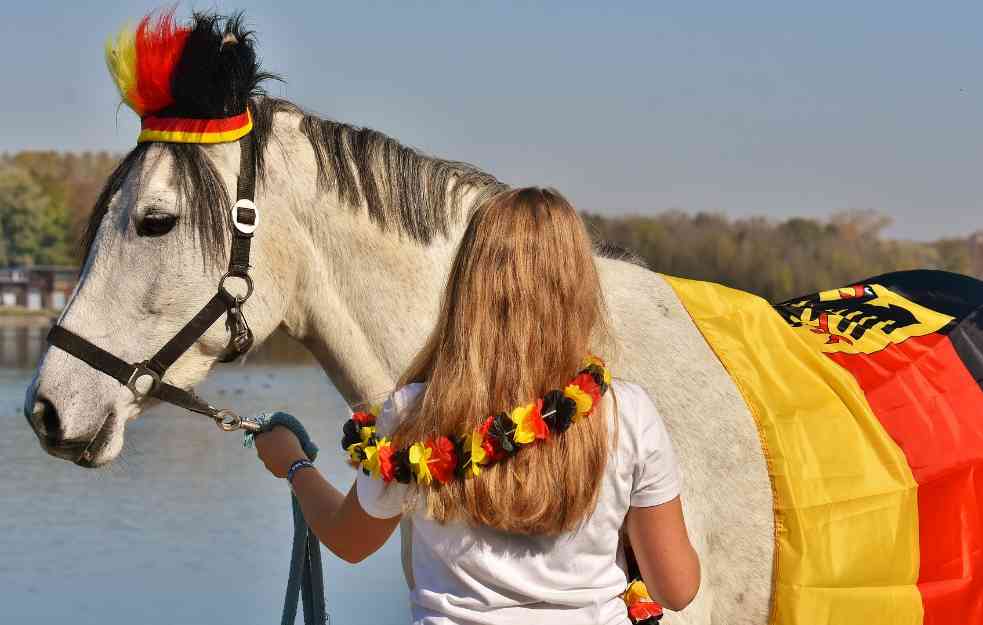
[354,384,421,519]
[629,383,682,508]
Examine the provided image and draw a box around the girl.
[256,187,700,624]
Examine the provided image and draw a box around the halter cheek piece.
[46,134,262,433]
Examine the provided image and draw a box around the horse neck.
[268,123,476,405]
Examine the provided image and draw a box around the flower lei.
[342,356,661,623]
[623,580,664,623]
[341,355,612,485]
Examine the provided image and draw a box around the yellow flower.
[363,437,390,479]
[583,355,612,386]
[564,383,593,421]
[408,442,433,485]
[368,402,382,418]
[465,430,487,477]
[583,354,603,368]
[510,402,537,444]
[623,579,653,605]
[359,425,376,444]
[346,442,364,463]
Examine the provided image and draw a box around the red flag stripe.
[140,111,252,133]
[829,333,983,624]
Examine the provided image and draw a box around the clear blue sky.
[2,1,980,240]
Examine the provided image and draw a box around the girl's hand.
[255,426,308,477]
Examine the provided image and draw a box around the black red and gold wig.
[105,10,276,144]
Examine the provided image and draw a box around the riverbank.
[0,308,55,328]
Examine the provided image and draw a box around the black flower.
[391,449,413,484]
[342,419,362,450]
[542,390,576,433]
[586,364,608,394]
[489,412,517,455]
[452,435,470,478]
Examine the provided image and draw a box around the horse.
[24,96,777,625]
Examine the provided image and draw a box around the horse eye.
[137,213,178,237]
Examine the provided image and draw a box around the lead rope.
[235,135,327,625]
[244,412,327,625]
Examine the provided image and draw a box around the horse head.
[23,135,294,466]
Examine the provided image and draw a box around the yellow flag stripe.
[137,119,253,144]
[665,276,923,625]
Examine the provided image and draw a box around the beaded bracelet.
[286,459,315,484]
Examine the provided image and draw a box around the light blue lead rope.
[244,412,327,625]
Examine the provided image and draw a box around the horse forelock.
[81,141,233,270]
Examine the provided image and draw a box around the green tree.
[0,165,73,266]
[584,209,977,302]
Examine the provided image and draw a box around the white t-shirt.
[355,379,681,625]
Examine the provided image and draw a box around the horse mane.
[592,241,648,268]
[82,96,508,265]
[288,99,507,244]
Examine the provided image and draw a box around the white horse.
[25,98,773,625]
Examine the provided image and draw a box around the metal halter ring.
[218,272,254,303]
[215,409,261,433]
[126,363,161,399]
[230,199,259,235]
[215,409,243,432]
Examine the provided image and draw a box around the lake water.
[0,325,411,624]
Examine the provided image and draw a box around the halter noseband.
[46,134,262,433]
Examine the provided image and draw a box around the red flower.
[528,398,549,440]
[479,415,507,463]
[378,443,396,482]
[352,411,376,426]
[427,436,458,484]
[628,600,664,621]
[571,373,601,412]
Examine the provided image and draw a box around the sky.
[1,1,980,240]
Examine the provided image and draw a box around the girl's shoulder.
[392,382,426,411]
[608,378,681,508]
[608,377,654,416]
[607,378,670,445]
[376,382,426,434]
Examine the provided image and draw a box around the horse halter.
[46,134,262,433]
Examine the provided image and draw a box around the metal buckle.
[230,199,259,235]
[218,273,254,303]
[126,362,161,399]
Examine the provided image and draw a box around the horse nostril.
[29,397,61,439]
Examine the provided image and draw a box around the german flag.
[668,270,983,625]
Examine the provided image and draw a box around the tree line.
[584,211,983,302]
[1,151,980,303]
[0,151,117,267]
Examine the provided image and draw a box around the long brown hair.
[391,187,611,535]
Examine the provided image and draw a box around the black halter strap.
[47,133,259,425]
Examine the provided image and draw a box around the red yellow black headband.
[106,11,255,145]
[138,110,253,144]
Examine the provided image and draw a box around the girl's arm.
[255,426,401,563]
[625,495,701,611]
